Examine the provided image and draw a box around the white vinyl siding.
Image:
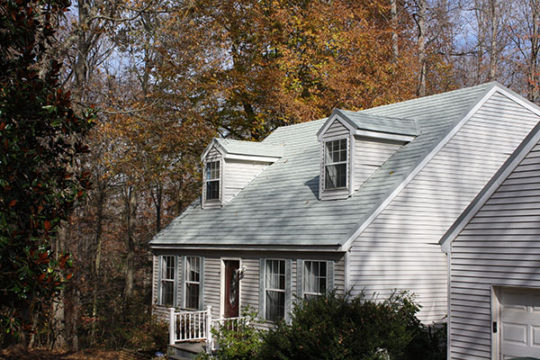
[223,159,270,204]
[349,91,540,324]
[352,137,403,189]
[449,140,540,360]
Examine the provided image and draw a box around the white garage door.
[500,287,540,360]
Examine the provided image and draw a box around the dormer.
[317,109,419,200]
[200,138,283,208]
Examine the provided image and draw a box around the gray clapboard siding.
[353,137,403,189]
[223,159,272,203]
[350,91,540,323]
[449,143,540,359]
[203,257,221,319]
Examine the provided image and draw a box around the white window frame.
[184,256,202,310]
[324,137,348,190]
[204,160,221,201]
[159,255,176,306]
[303,260,327,298]
[265,259,286,322]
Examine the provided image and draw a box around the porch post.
[169,307,175,345]
[206,305,213,353]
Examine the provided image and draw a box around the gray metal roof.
[152,82,499,249]
[333,109,419,136]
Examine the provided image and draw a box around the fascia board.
[353,129,415,142]
[440,114,540,253]
[339,84,499,252]
[149,244,344,252]
[223,153,281,162]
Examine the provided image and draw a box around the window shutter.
[202,162,206,208]
[285,259,293,324]
[157,256,163,305]
[199,257,205,310]
[296,259,304,301]
[320,141,325,196]
[258,258,265,320]
[173,256,179,307]
[219,159,224,204]
[177,256,183,308]
[181,256,186,308]
[327,260,335,293]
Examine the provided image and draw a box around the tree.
[0,0,93,346]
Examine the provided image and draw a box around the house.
[441,118,540,359]
[149,82,540,352]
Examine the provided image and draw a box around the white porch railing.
[168,306,248,353]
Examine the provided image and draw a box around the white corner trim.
[353,129,415,142]
[340,85,499,252]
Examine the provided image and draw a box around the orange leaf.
[9,200,17,207]
[44,220,51,231]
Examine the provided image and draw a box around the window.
[205,161,220,200]
[185,256,201,309]
[265,259,285,321]
[160,255,176,306]
[324,139,347,189]
[303,261,327,299]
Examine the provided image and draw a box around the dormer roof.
[201,138,283,162]
[317,109,420,142]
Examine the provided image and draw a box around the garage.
[498,287,540,360]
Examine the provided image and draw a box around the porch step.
[168,342,206,360]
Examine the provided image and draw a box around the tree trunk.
[415,0,427,96]
[90,179,106,345]
[528,0,540,102]
[488,0,498,80]
[391,0,399,60]
[151,183,163,233]
[124,185,137,299]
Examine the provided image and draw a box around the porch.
[167,306,248,359]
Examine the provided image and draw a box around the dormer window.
[324,139,348,189]
[200,138,283,209]
[205,161,220,201]
[317,109,418,201]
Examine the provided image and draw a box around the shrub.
[258,291,421,360]
[198,308,262,360]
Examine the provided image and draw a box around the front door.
[224,260,240,318]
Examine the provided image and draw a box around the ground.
[0,346,162,360]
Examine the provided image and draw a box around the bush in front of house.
[257,291,423,360]
[198,308,262,360]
